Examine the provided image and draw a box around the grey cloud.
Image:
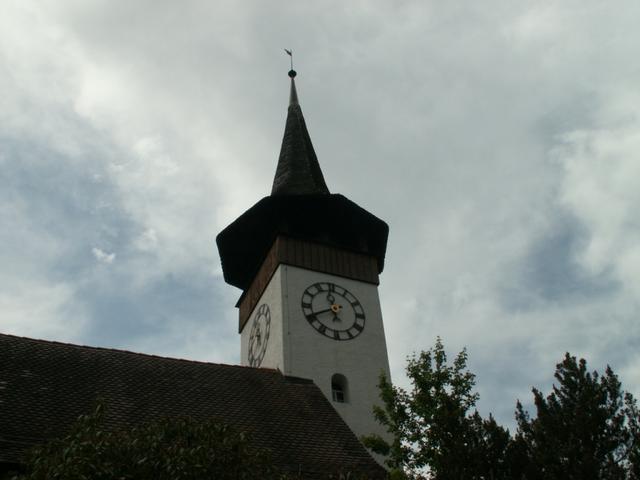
[1,0,639,433]
[501,214,619,310]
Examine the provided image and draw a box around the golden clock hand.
[314,304,343,315]
[313,307,334,315]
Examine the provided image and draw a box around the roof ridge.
[0,332,279,372]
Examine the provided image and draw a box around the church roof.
[217,194,389,290]
[0,333,386,479]
[271,70,329,196]
[217,70,389,292]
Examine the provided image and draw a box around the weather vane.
[284,48,294,73]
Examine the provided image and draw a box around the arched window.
[331,374,348,403]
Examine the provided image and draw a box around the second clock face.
[248,303,271,367]
[301,282,365,341]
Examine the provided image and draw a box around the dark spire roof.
[271,70,329,196]
[216,69,389,292]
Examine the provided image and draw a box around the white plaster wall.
[240,268,285,370]
[239,263,393,447]
[280,265,392,443]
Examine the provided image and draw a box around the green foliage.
[514,353,640,480]
[364,340,640,480]
[12,401,280,480]
[362,337,511,479]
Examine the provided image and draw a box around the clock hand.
[329,303,343,322]
[313,304,343,316]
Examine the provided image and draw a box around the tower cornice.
[216,193,388,292]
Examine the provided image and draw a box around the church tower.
[217,69,391,443]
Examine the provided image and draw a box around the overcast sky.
[2,1,639,428]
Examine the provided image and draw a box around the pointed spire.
[271,70,329,196]
[288,70,299,106]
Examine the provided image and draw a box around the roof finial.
[284,48,294,75]
[284,49,298,106]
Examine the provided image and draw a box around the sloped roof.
[0,333,386,479]
[217,194,389,290]
[217,71,388,292]
[271,71,330,196]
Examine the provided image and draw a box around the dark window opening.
[331,373,348,403]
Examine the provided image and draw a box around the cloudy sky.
[2,1,639,428]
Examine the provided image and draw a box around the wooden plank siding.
[237,236,379,332]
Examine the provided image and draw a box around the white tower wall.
[240,264,391,443]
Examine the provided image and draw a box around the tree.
[362,338,511,479]
[364,340,640,480]
[514,353,640,480]
[10,401,281,480]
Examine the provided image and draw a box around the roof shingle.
[0,333,386,479]
[271,74,330,196]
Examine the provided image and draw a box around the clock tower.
[217,70,391,444]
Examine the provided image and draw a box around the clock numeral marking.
[301,281,365,341]
[249,303,271,367]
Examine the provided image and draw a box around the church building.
[0,69,391,479]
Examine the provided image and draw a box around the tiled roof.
[0,333,386,479]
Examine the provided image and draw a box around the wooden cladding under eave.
[238,236,380,332]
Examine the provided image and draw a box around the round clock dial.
[248,303,271,367]
[301,282,365,341]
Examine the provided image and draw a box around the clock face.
[301,282,365,341]
[248,303,271,367]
